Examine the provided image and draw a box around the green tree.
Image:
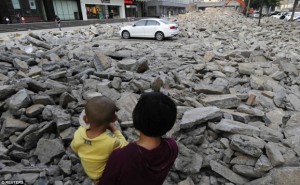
[245,0,280,10]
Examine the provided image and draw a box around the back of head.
[133,92,177,137]
[85,96,116,126]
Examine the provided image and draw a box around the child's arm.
[70,130,80,154]
[108,123,128,149]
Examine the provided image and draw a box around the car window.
[159,19,171,24]
[146,20,160,26]
[134,20,146,26]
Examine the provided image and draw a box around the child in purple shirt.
[98,92,178,185]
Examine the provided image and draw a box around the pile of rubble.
[1,8,300,185]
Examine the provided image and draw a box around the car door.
[145,20,160,38]
[130,20,146,37]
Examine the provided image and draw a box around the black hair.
[133,92,177,137]
[85,96,116,126]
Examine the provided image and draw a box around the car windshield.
[159,19,172,24]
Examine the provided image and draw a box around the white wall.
[80,0,125,20]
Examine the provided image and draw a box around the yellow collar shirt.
[70,126,128,180]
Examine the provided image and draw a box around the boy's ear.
[83,115,89,123]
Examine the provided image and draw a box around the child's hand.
[108,122,118,132]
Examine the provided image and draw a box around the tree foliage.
[244,0,281,9]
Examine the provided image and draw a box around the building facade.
[80,0,126,20]
[0,0,82,24]
[145,0,189,17]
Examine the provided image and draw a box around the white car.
[284,12,300,21]
[272,12,288,19]
[119,18,179,41]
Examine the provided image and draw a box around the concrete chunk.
[215,119,260,137]
[200,95,241,109]
[210,160,249,185]
[180,106,222,129]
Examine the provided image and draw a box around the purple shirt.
[98,138,178,185]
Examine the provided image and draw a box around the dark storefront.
[0,0,82,24]
[124,0,147,18]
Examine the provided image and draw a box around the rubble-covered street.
[1,8,300,185]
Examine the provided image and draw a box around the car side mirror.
[132,24,136,27]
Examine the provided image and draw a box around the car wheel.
[155,32,164,41]
[122,31,130,39]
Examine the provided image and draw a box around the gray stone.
[0,73,9,81]
[129,79,150,93]
[49,53,60,61]
[194,84,229,94]
[265,142,285,167]
[117,59,138,71]
[255,155,273,172]
[230,134,265,157]
[54,181,64,185]
[1,118,30,139]
[215,119,260,137]
[8,89,32,111]
[230,156,257,166]
[97,83,120,101]
[244,175,273,185]
[272,167,300,185]
[264,109,284,128]
[59,92,76,108]
[10,150,29,160]
[204,51,215,62]
[20,173,39,184]
[279,61,298,76]
[210,160,249,185]
[28,66,42,77]
[32,95,55,106]
[26,104,45,117]
[237,104,264,117]
[178,177,194,185]
[59,127,76,141]
[94,52,111,72]
[221,109,261,124]
[249,122,283,142]
[35,138,65,164]
[116,93,138,121]
[13,58,28,71]
[0,85,15,101]
[174,142,203,174]
[48,71,67,80]
[271,71,286,81]
[250,75,264,90]
[42,105,71,132]
[58,160,72,175]
[284,126,300,141]
[222,66,237,73]
[0,142,8,155]
[200,94,241,109]
[232,164,264,178]
[286,93,300,111]
[180,106,222,129]
[15,124,39,144]
[111,77,122,90]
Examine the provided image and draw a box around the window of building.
[53,0,79,20]
[12,0,21,9]
[29,0,37,9]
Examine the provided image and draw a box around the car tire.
[122,31,130,39]
[155,32,164,41]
